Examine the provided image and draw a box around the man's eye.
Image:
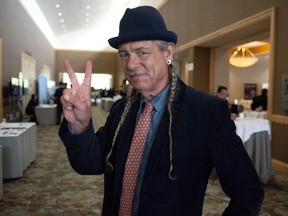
[137,51,148,56]
[119,53,129,58]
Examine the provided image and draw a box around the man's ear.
[165,43,175,59]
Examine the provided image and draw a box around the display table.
[35,104,57,125]
[234,117,271,183]
[0,122,37,179]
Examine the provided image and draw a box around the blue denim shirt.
[132,85,170,216]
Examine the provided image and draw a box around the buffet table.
[0,122,37,179]
[35,104,57,125]
[234,117,271,183]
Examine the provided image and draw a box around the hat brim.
[108,30,177,49]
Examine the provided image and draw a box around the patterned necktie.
[119,101,154,216]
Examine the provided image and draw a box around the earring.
[166,59,172,65]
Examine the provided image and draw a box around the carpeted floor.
[0,105,287,215]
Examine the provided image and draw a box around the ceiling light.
[229,47,258,68]
[60,19,64,23]
[55,4,60,8]
[58,12,62,16]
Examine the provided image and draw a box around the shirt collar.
[140,85,170,112]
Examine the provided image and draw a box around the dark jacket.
[251,94,267,111]
[59,79,264,216]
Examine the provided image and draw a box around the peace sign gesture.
[60,60,92,133]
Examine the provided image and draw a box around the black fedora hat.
[108,6,177,49]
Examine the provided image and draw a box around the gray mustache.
[128,71,149,77]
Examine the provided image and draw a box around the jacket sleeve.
[208,100,264,216]
[58,118,109,175]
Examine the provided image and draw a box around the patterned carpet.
[0,105,287,215]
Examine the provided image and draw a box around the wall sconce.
[229,47,258,68]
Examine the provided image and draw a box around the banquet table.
[0,122,37,179]
[234,117,271,183]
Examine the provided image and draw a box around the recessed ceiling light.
[86,13,90,16]
[55,4,60,8]
[62,25,66,28]
[60,19,64,23]
[58,12,62,16]
[86,18,89,22]
[86,5,91,9]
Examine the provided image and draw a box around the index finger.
[63,60,79,88]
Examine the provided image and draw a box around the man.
[58,6,264,216]
[54,81,67,124]
[251,88,268,111]
[216,86,238,120]
[216,86,229,101]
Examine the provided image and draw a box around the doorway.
[177,7,275,118]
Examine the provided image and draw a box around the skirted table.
[35,104,57,125]
[234,117,271,183]
[0,122,37,179]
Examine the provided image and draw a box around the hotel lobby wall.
[55,51,120,89]
[0,1,55,120]
[160,0,288,169]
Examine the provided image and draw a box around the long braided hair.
[105,40,179,180]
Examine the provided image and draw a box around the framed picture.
[244,83,257,99]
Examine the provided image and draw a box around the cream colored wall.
[214,48,269,105]
[214,48,230,94]
[229,53,269,103]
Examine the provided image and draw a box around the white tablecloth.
[234,117,270,143]
[234,118,271,183]
[0,122,37,179]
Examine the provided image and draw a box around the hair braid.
[106,87,138,170]
[167,64,178,180]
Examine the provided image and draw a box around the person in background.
[216,86,238,120]
[25,94,38,123]
[251,88,268,111]
[216,86,229,102]
[54,81,67,124]
[58,6,264,215]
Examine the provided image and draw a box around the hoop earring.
[166,59,172,65]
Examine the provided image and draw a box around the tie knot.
[144,101,153,113]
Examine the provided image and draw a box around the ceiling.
[18,0,167,51]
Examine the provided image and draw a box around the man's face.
[118,40,173,99]
[218,89,228,100]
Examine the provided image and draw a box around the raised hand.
[60,60,92,133]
